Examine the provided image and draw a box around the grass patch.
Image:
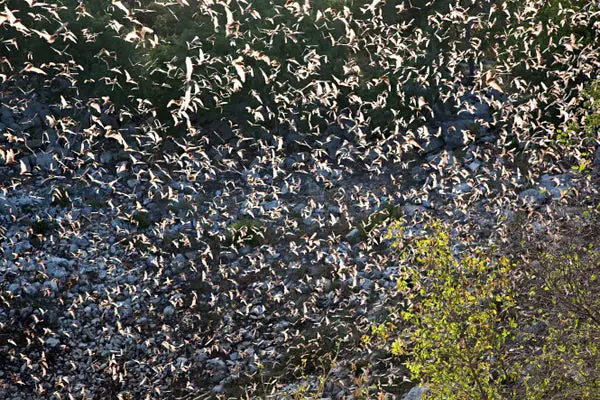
[30,218,57,236]
[224,218,268,248]
[132,211,152,230]
[359,203,402,239]
[88,198,108,209]
[51,187,71,207]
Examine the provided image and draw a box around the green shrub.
[51,186,71,207]
[521,248,600,399]
[30,218,57,236]
[225,218,267,248]
[360,203,402,239]
[384,216,600,399]
[132,211,152,229]
[389,222,518,399]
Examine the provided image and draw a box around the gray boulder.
[403,385,427,400]
[540,174,571,199]
[442,119,475,149]
[34,152,58,172]
[519,188,550,207]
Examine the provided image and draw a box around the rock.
[100,152,113,164]
[163,306,175,316]
[251,304,265,316]
[345,228,361,244]
[302,179,321,196]
[196,350,208,363]
[404,204,424,217]
[361,278,374,291]
[99,113,119,129]
[283,156,297,168]
[46,263,67,280]
[261,200,279,212]
[322,136,342,159]
[0,107,14,125]
[403,385,426,400]
[20,118,35,130]
[468,160,481,171]
[456,183,472,194]
[212,385,225,394]
[442,119,474,149]
[22,284,38,296]
[45,337,61,348]
[540,174,571,199]
[207,358,227,371]
[8,283,20,293]
[410,165,427,184]
[34,152,58,171]
[477,135,496,144]
[594,147,600,167]
[43,280,59,292]
[457,100,490,119]
[423,136,444,153]
[417,126,443,154]
[519,188,550,207]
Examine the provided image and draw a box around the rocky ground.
[0,88,597,399]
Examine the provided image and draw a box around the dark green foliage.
[3,0,140,105]
[132,211,151,229]
[30,218,57,236]
[51,186,71,207]
[360,203,402,239]
[521,248,600,399]
[225,218,267,248]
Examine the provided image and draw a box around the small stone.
[404,386,427,400]
[293,203,305,214]
[442,119,473,149]
[251,304,265,316]
[46,337,61,347]
[468,160,481,171]
[423,136,444,154]
[22,285,37,296]
[163,306,175,316]
[8,283,20,293]
[212,385,225,394]
[207,358,227,370]
[97,268,107,280]
[456,183,472,194]
[361,279,375,291]
[261,200,279,211]
[43,280,58,292]
[35,153,57,171]
[519,188,549,207]
[196,350,208,363]
[100,152,113,164]
[410,165,427,184]
[345,228,361,244]
[404,204,424,217]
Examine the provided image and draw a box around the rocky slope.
[0,86,595,399]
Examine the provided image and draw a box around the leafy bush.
[389,222,518,399]
[521,248,600,399]
[385,217,600,399]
